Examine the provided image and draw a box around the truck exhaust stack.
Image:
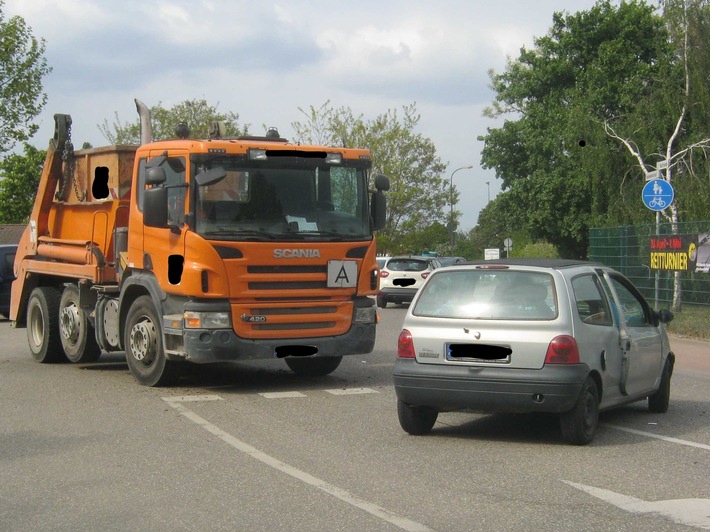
[134,98,153,145]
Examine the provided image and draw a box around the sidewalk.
[669,335,709,376]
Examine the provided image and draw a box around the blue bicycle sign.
[642,179,674,212]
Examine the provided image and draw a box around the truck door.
[141,152,188,289]
[602,272,663,397]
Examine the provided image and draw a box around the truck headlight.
[354,307,376,324]
[184,311,231,329]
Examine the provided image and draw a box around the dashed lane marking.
[325,387,378,396]
[259,391,308,399]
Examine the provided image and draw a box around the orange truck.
[11,100,389,386]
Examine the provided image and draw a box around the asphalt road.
[1,310,708,531]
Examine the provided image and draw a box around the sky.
[6,0,604,231]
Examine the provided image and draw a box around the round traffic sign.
[642,179,674,212]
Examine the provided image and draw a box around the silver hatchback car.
[393,259,675,445]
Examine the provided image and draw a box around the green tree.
[291,101,448,251]
[0,0,52,153]
[479,0,674,258]
[0,142,44,223]
[98,99,249,144]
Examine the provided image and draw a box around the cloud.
[4,0,600,232]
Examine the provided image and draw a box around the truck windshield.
[193,159,371,241]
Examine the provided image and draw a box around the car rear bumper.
[393,358,590,414]
[378,287,418,302]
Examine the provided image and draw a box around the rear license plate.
[446,343,511,364]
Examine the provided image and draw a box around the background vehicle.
[377,255,441,308]
[376,256,391,270]
[393,258,675,445]
[0,245,18,318]
[11,101,388,386]
[437,256,467,267]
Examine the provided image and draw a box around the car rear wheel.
[376,295,387,308]
[648,358,672,413]
[559,376,599,445]
[397,400,438,435]
[285,355,343,377]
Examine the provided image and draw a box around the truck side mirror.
[146,166,166,185]
[374,174,390,191]
[143,187,168,227]
[371,191,387,231]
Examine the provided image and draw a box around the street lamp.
[449,165,473,248]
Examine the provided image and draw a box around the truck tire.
[27,286,65,363]
[285,355,342,377]
[59,284,101,363]
[124,295,181,387]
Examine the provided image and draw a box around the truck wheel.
[124,295,180,387]
[648,358,672,413]
[285,355,342,377]
[559,376,599,445]
[59,284,101,363]
[397,400,438,435]
[27,286,65,363]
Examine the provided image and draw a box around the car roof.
[466,258,605,269]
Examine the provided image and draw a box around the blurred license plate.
[446,343,511,363]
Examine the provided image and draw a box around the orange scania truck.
[11,100,389,386]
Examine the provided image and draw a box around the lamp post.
[449,165,473,248]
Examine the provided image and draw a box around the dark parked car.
[393,259,675,445]
[437,256,467,267]
[0,244,18,318]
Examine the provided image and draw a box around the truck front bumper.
[180,321,375,363]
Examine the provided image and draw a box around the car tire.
[648,358,673,413]
[285,355,342,377]
[27,286,65,363]
[397,400,438,435]
[377,295,387,308]
[559,376,599,445]
[59,284,101,363]
[124,295,181,387]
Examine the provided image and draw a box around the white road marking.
[259,391,308,399]
[163,397,433,532]
[164,394,223,403]
[563,481,710,530]
[603,424,710,451]
[325,387,378,396]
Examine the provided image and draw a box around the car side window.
[609,276,651,327]
[572,274,612,326]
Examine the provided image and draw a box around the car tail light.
[380,270,389,278]
[421,272,430,279]
[545,335,580,364]
[397,329,415,358]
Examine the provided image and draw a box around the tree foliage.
[478,0,710,258]
[291,101,448,252]
[0,142,44,223]
[0,0,51,154]
[98,99,249,144]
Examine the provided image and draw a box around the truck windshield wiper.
[203,229,276,240]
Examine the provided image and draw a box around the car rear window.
[412,269,557,320]
[387,259,428,272]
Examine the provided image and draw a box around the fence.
[589,221,710,308]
